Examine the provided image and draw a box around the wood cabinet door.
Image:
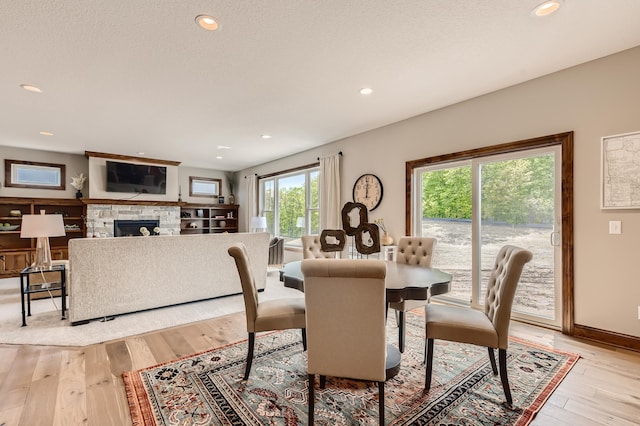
[0,251,32,275]
[51,248,68,260]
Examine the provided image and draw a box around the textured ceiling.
[2,0,640,170]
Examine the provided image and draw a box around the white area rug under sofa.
[0,272,298,347]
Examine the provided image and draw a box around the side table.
[19,265,66,326]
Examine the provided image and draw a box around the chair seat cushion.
[425,304,499,348]
[254,297,306,332]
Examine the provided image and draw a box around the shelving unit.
[180,204,239,234]
[0,197,86,277]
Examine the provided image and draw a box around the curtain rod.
[245,151,342,178]
[317,151,343,161]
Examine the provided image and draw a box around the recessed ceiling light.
[261,134,272,139]
[532,0,562,17]
[360,87,373,95]
[195,15,219,31]
[39,131,53,136]
[21,84,42,93]
[216,156,223,159]
[137,152,145,155]
[217,145,231,150]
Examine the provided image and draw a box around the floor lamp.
[20,211,66,271]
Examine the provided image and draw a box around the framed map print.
[601,131,640,209]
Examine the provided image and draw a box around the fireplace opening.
[114,220,160,237]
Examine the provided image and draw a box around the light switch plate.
[609,220,621,234]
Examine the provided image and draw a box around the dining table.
[279,260,453,379]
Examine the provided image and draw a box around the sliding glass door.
[418,161,473,304]
[414,146,561,327]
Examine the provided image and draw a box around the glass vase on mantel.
[228,193,235,205]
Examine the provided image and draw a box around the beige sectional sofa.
[68,232,269,325]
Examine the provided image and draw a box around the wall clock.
[352,174,383,211]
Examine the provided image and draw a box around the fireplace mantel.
[81,198,183,207]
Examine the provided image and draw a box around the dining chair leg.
[244,332,255,380]
[498,349,513,405]
[301,328,307,351]
[488,347,498,375]
[308,374,315,425]
[378,381,385,426]
[423,340,427,365]
[398,310,406,353]
[425,338,434,390]
[320,375,326,389]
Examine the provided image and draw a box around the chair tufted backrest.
[301,235,335,259]
[228,243,259,332]
[483,245,533,348]
[302,258,387,382]
[396,237,436,267]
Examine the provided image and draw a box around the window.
[4,159,65,190]
[189,176,221,197]
[259,166,320,244]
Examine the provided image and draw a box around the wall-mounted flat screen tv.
[106,160,167,194]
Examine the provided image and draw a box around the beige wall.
[0,149,233,206]
[87,156,179,201]
[0,147,88,199]
[178,166,231,205]
[237,45,640,338]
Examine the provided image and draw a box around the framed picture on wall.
[601,130,640,209]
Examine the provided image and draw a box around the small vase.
[75,189,83,199]
[381,232,393,246]
[228,194,235,205]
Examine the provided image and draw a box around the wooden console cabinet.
[180,204,239,234]
[0,197,86,278]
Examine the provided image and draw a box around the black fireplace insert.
[113,220,160,237]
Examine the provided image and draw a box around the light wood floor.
[0,313,638,426]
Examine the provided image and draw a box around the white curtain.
[245,174,258,231]
[319,154,341,229]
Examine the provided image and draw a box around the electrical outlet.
[608,220,621,234]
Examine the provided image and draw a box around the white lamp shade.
[250,216,267,229]
[20,214,66,238]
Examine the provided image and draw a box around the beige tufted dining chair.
[424,245,533,405]
[301,235,336,259]
[228,243,307,380]
[388,237,437,352]
[302,258,388,426]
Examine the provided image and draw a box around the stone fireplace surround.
[86,204,180,237]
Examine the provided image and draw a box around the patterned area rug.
[124,314,579,425]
